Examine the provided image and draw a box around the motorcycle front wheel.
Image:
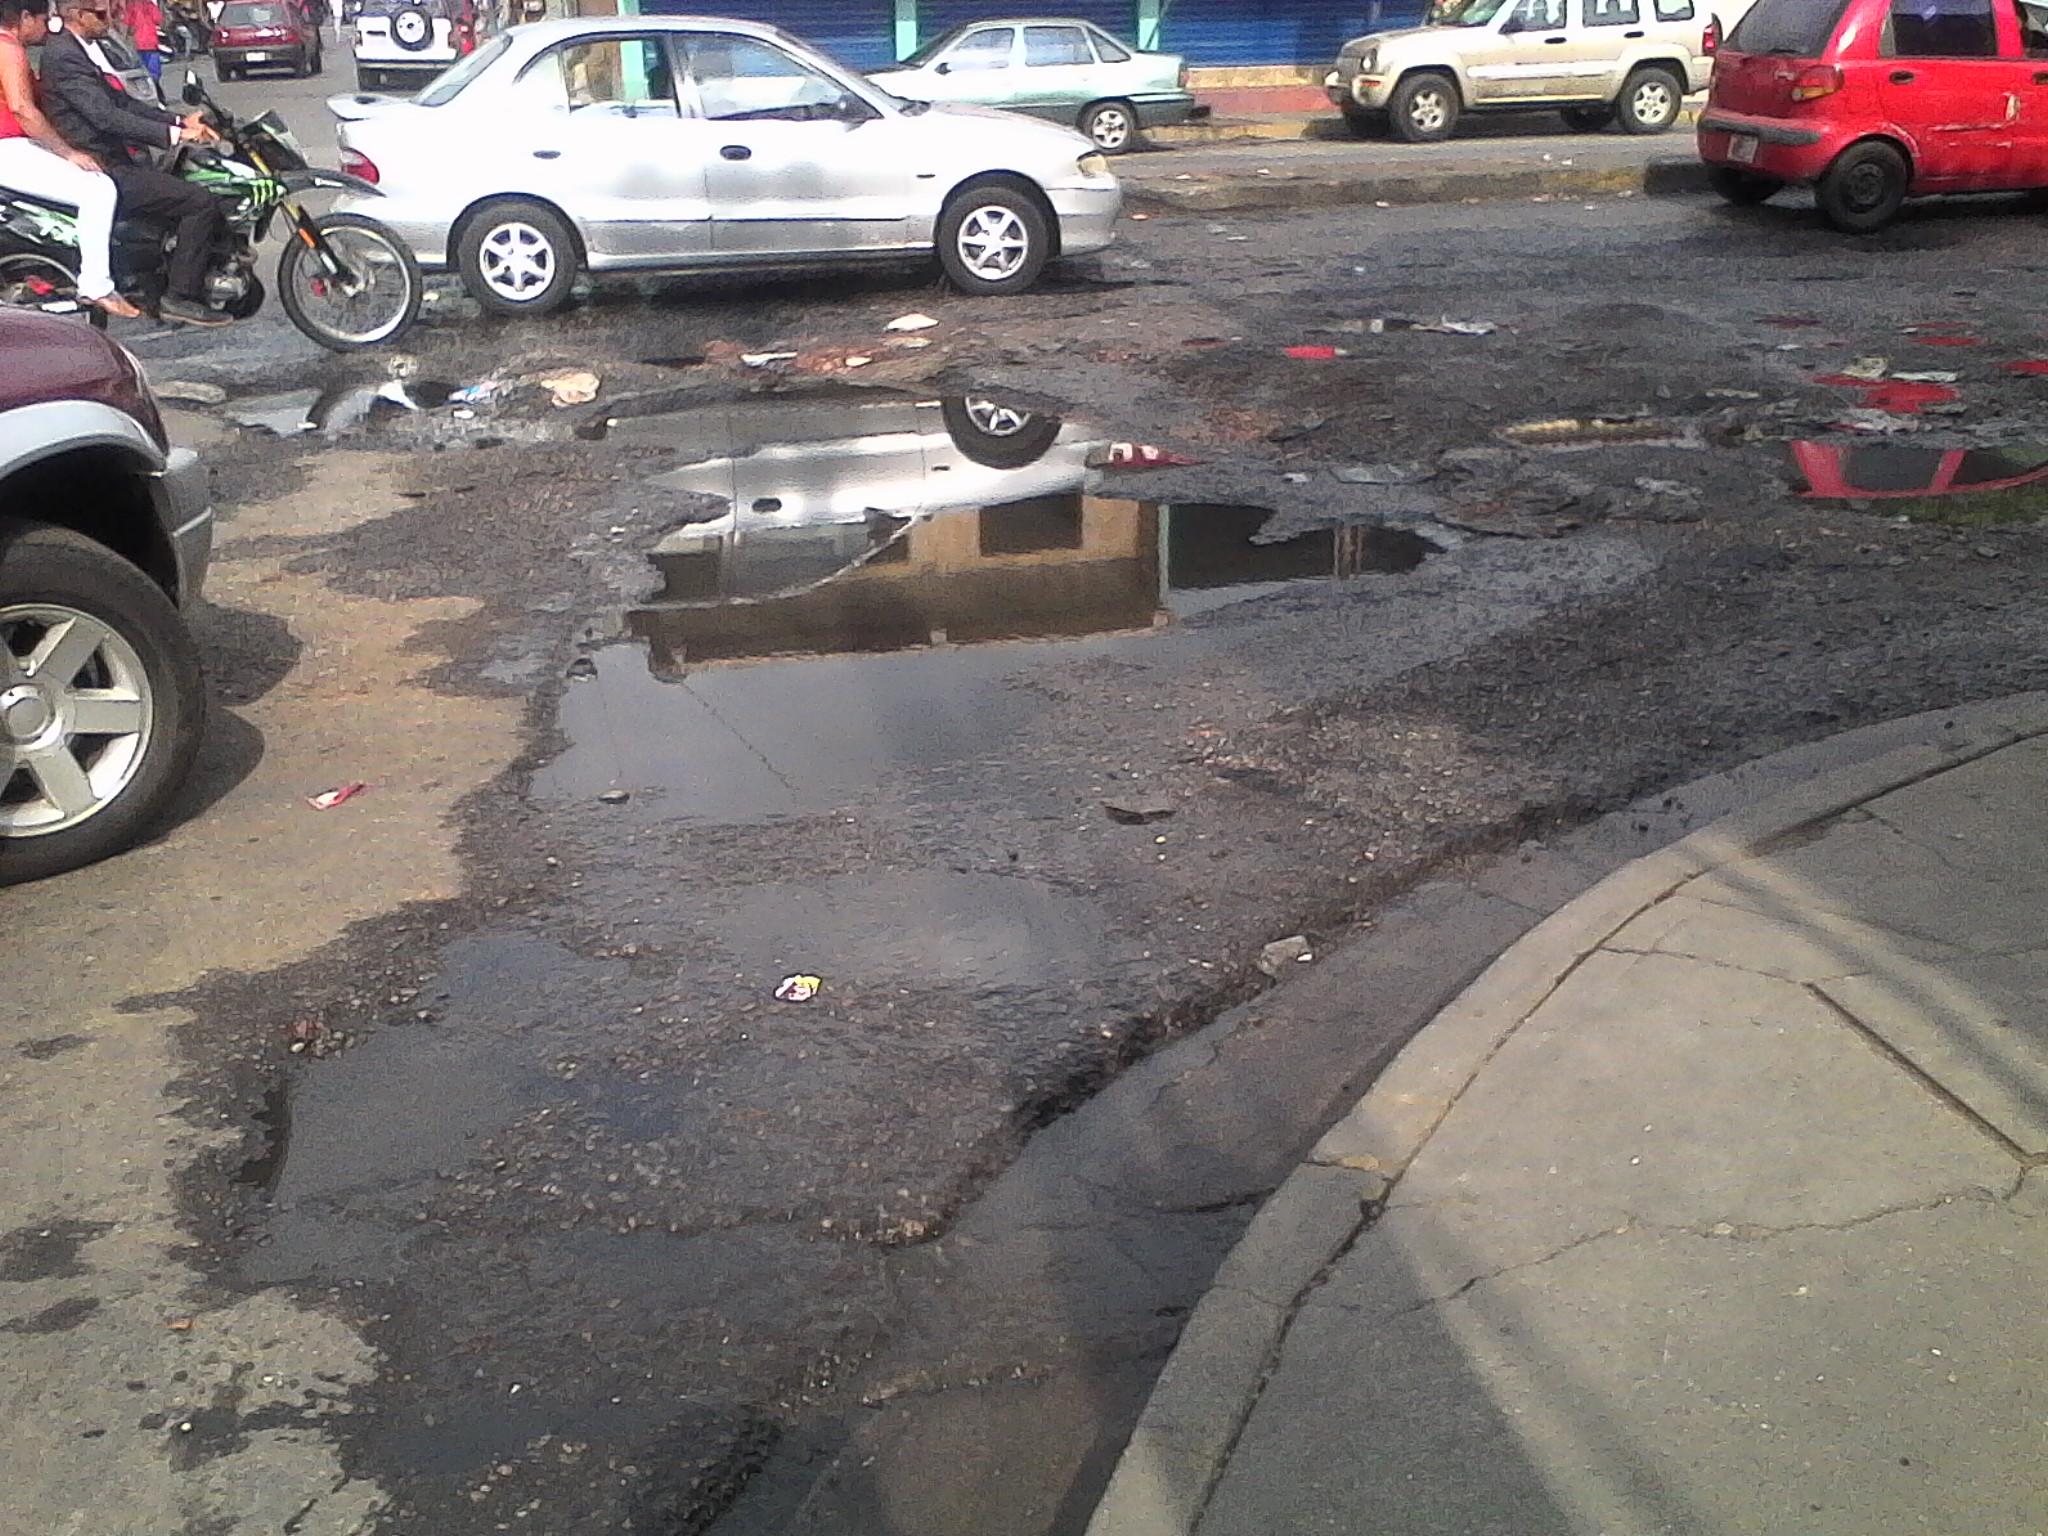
[276,212,422,351]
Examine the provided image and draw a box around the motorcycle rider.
[0,0,140,316]
[41,0,227,323]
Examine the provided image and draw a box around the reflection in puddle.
[1791,440,2048,522]
[613,395,1436,670]
[532,394,1440,816]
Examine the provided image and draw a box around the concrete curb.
[1121,156,1709,213]
[1084,692,2048,1536]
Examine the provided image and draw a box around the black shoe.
[159,296,233,327]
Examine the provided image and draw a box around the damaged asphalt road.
[11,188,2048,1536]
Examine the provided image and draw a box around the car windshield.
[1727,0,1853,53]
[1439,0,1514,24]
[415,31,509,103]
[219,2,285,23]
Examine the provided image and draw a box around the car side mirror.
[934,59,951,74]
[181,68,204,105]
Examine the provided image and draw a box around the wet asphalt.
[56,70,2048,1535]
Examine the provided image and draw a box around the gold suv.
[1324,0,1744,142]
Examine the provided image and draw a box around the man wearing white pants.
[0,0,139,316]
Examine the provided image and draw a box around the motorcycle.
[0,69,422,351]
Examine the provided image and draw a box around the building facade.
[629,0,1426,71]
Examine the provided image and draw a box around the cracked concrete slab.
[1199,1200,2048,1536]
[1090,715,2048,1536]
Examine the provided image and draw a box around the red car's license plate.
[1728,133,1760,164]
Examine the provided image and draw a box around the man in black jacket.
[41,0,228,323]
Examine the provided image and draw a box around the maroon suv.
[211,0,323,79]
[0,309,212,884]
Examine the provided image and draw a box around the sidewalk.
[1129,110,1710,211]
[1088,694,2048,1536]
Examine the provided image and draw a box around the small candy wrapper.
[775,974,823,1003]
[307,781,367,810]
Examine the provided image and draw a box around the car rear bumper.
[215,44,303,64]
[1048,183,1121,256]
[1133,92,1200,128]
[1696,109,1837,182]
[153,446,212,604]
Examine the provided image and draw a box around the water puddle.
[231,379,457,437]
[1790,439,2048,522]
[532,394,1439,815]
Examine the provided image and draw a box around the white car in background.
[327,15,1122,311]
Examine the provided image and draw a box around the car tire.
[1816,139,1908,233]
[1388,72,1459,143]
[1707,164,1784,205]
[1079,99,1137,153]
[0,519,205,887]
[1615,66,1683,134]
[457,198,580,316]
[936,181,1050,297]
[1561,103,1615,131]
[941,396,1063,469]
[218,61,238,80]
[354,65,375,89]
[1340,106,1387,138]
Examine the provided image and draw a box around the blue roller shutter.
[637,0,900,71]
[913,0,1140,57]
[1159,0,1426,65]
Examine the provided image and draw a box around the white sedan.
[326,16,1122,313]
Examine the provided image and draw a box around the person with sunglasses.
[41,0,227,323]
[0,0,140,316]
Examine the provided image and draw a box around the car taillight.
[454,18,474,51]
[340,148,380,184]
[1702,16,1719,52]
[1790,63,1843,101]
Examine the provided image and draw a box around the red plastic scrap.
[2001,359,2048,375]
[1812,374,1957,414]
[1913,334,1978,347]
[1283,345,1342,360]
[306,781,368,810]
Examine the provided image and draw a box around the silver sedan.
[326,16,1123,313]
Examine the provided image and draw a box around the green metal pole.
[893,0,917,58]
[1135,0,1162,49]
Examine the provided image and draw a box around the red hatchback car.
[210,0,323,79]
[1699,0,2048,229]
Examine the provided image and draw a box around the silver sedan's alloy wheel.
[1630,76,1676,125]
[1407,86,1450,135]
[1086,104,1132,150]
[1,604,152,837]
[953,204,1032,284]
[476,221,557,303]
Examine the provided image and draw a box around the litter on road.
[1257,936,1314,977]
[884,313,938,331]
[1284,345,1344,359]
[535,370,600,406]
[306,781,367,810]
[775,975,823,1003]
[740,352,799,368]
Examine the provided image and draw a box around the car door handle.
[720,144,752,160]
[1543,34,1568,41]
[1891,69,1915,82]
[2035,70,2048,82]
[532,149,560,159]
[1624,28,1644,36]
